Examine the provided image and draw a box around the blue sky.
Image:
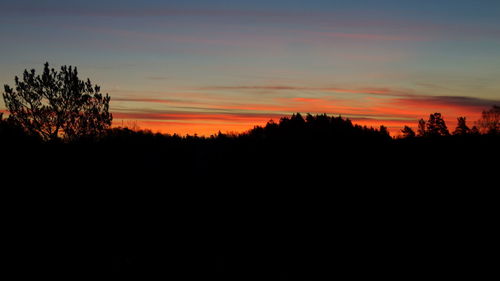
[1,0,499,134]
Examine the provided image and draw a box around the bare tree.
[2,63,112,141]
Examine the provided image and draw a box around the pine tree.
[426,113,449,137]
[453,117,470,136]
[2,63,112,141]
[401,126,416,138]
[417,118,426,137]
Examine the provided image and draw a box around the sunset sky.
[1,0,499,135]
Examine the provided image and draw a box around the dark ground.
[1,126,498,279]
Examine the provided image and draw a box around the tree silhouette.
[470,126,480,135]
[417,118,426,137]
[2,63,112,142]
[245,113,391,143]
[453,117,470,136]
[379,125,390,137]
[426,113,449,137]
[401,126,416,138]
[476,105,499,135]
[0,112,39,143]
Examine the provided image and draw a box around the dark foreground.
[1,127,498,279]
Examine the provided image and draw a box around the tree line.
[401,108,499,138]
[1,63,499,144]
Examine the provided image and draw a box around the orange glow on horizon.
[110,90,491,136]
[115,119,272,136]
[114,111,484,137]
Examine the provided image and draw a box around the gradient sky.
[1,0,500,135]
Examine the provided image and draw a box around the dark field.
[2,115,498,280]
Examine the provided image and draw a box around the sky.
[1,0,499,136]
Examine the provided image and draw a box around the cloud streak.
[0,5,312,19]
[5,3,497,43]
[113,111,283,123]
[201,85,416,97]
[400,95,499,109]
[113,97,176,104]
[312,31,426,42]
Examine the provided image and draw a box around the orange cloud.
[292,97,325,103]
[113,112,283,122]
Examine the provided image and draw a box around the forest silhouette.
[2,107,499,280]
[1,64,499,280]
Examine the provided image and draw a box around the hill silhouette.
[1,112,498,280]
